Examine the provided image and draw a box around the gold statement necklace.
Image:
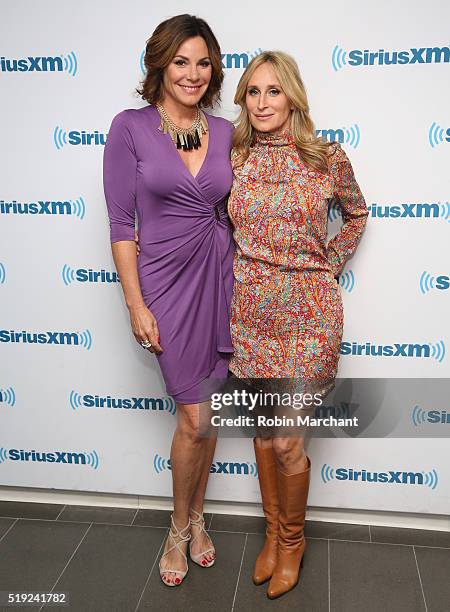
[156,102,208,151]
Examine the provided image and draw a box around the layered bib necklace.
[156,102,208,151]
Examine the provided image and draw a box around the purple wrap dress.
[103,104,235,404]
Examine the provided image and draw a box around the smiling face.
[245,61,293,134]
[162,36,212,112]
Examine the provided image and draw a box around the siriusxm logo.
[0,197,86,219]
[321,463,438,489]
[0,329,93,350]
[0,448,99,469]
[330,200,450,222]
[1,52,78,76]
[419,272,449,294]
[221,48,263,69]
[316,124,360,148]
[139,48,263,74]
[62,265,120,285]
[341,340,446,362]
[69,391,176,414]
[54,127,107,149]
[153,454,258,476]
[332,44,449,71]
[336,270,355,293]
[315,402,358,419]
[0,386,16,406]
[412,405,450,426]
[428,122,450,147]
[366,201,449,221]
[0,262,5,284]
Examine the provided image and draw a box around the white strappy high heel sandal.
[159,514,191,586]
[189,509,215,567]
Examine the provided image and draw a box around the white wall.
[1,0,449,515]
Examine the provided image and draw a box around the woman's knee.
[254,435,273,450]
[272,437,304,469]
[176,406,210,443]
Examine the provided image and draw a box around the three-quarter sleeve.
[326,142,369,276]
[103,110,137,243]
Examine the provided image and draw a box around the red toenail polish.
[175,578,180,584]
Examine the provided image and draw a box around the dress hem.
[166,355,231,401]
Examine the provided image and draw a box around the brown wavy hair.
[232,51,332,173]
[136,14,223,108]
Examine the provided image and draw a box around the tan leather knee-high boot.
[253,441,279,585]
[267,456,311,599]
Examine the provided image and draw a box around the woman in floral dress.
[227,51,368,599]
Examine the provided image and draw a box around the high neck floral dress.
[227,131,368,398]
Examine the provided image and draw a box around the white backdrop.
[1,0,449,514]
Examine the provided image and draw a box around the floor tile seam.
[321,537,450,549]
[211,530,450,549]
[328,538,331,612]
[38,522,94,612]
[54,505,66,521]
[0,516,169,529]
[133,529,168,612]
[1,516,449,548]
[230,533,248,612]
[130,507,140,526]
[0,517,19,545]
[413,546,429,612]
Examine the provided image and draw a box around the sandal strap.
[189,509,214,554]
[189,508,206,527]
[160,514,191,567]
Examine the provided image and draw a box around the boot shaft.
[277,457,311,547]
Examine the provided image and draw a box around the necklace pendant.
[156,102,207,152]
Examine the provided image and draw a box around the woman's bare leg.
[189,433,217,563]
[160,401,216,583]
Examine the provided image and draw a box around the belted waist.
[213,196,229,223]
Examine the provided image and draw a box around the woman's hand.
[128,304,163,354]
[134,231,141,256]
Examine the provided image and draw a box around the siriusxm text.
[348,46,449,66]
[82,395,167,410]
[341,342,433,357]
[1,330,81,345]
[1,56,65,72]
[7,449,88,464]
[336,468,426,484]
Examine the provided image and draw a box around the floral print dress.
[227,131,368,398]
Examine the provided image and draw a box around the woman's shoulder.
[204,111,234,134]
[109,105,156,129]
[327,140,342,157]
[327,140,352,164]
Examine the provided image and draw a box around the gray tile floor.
[0,501,448,611]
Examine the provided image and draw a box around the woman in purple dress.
[103,15,234,587]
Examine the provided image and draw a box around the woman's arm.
[326,143,369,276]
[103,111,162,352]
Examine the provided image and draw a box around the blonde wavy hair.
[232,51,332,173]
